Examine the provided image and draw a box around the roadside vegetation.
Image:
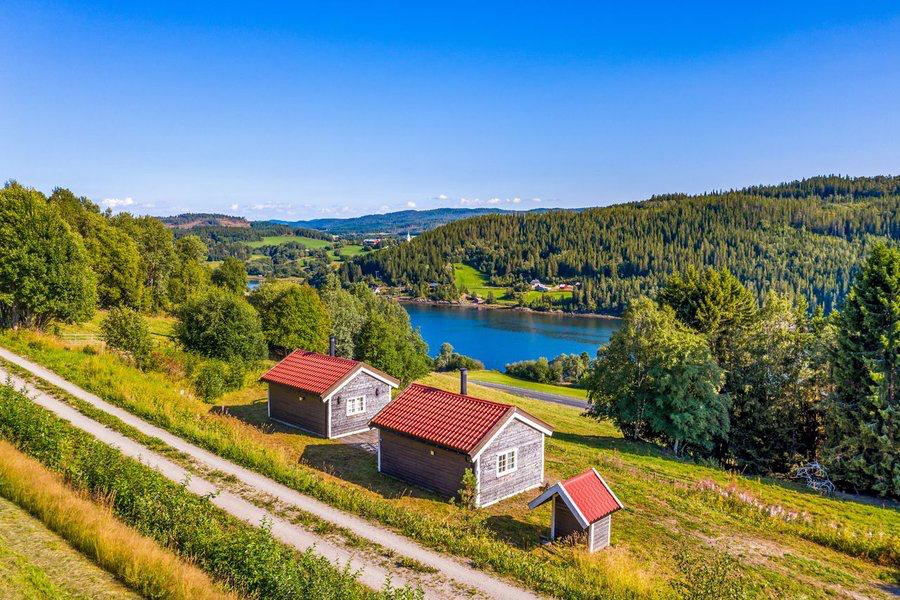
[0,437,233,600]
[467,370,588,400]
[0,384,414,600]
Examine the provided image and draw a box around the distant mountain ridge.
[271,207,559,235]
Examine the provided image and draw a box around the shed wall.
[477,418,545,506]
[377,429,472,497]
[553,496,584,539]
[329,371,391,437]
[590,515,611,552]
[268,382,328,436]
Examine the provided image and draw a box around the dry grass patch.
[0,438,235,600]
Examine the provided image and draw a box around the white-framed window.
[496,448,518,476]
[346,395,366,416]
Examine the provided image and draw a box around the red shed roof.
[528,468,623,526]
[370,383,552,457]
[260,350,399,397]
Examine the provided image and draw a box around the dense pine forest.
[351,175,900,314]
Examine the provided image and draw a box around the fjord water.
[403,303,620,370]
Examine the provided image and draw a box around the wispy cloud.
[102,197,134,209]
[406,201,417,208]
[229,203,239,210]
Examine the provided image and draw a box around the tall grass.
[0,384,411,600]
[0,438,234,600]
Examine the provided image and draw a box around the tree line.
[587,249,898,499]
[352,175,900,315]
[0,182,432,395]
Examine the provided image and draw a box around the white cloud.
[102,197,134,209]
[406,201,417,208]
[378,204,390,213]
[229,203,239,210]
[249,201,293,211]
[435,194,449,201]
[341,206,351,213]
[512,197,521,204]
[532,197,542,203]
[487,197,501,205]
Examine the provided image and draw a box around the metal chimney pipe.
[329,336,336,357]
[460,368,468,395]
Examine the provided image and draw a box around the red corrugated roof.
[370,383,515,454]
[561,469,623,523]
[260,350,362,395]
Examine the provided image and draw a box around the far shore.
[394,296,622,321]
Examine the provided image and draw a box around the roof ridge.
[406,382,513,410]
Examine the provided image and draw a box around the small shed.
[528,468,623,552]
[259,346,399,439]
[370,371,553,507]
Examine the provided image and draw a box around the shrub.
[174,288,266,361]
[433,343,483,372]
[193,360,248,402]
[100,307,154,370]
[0,384,392,599]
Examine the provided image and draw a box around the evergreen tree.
[824,242,900,497]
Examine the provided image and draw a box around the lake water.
[403,303,620,370]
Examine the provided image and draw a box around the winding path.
[0,346,542,600]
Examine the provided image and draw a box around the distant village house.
[370,370,553,507]
[260,339,400,439]
[528,468,623,552]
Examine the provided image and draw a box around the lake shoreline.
[395,296,621,321]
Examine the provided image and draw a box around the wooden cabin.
[370,370,553,507]
[259,344,399,439]
[528,468,623,552]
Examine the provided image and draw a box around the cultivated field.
[0,325,895,599]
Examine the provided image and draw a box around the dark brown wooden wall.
[268,382,328,436]
[554,496,584,539]
[378,429,472,497]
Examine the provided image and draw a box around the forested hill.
[351,175,900,314]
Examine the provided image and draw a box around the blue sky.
[2,2,900,219]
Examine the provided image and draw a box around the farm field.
[468,369,588,399]
[243,235,333,249]
[0,495,138,600]
[453,263,573,305]
[0,326,896,599]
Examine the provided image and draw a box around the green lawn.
[468,369,588,399]
[0,496,139,599]
[2,327,896,599]
[334,244,365,257]
[452,263,511,301]
[243,235,332,249]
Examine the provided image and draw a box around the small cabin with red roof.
[370,370,553,507]
[259,345,399,439]
[528,468,623,552]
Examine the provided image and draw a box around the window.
[496,448,517,476]
[346,396,366,416]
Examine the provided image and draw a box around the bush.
[100,307,154,370]
[505,352,591,384]
[433,343,483,372]
[0,384,393,599]
[193,360,248,402]
[174,288,266,361]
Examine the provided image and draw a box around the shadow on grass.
[483,515,546,550]
[300,442,444,502]
[213,400,269,427]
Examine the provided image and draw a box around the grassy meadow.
[0,325,896,599]
[453,263,574,306]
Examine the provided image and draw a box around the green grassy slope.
[0,326,895,599]
[468,369,588,399]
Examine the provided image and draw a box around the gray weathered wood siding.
[553,496,583,539]
[329,371,391,438]
[476,419,544,507]
[378,430,472,497]
[589,515,611,551]
[268,382,328,436]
